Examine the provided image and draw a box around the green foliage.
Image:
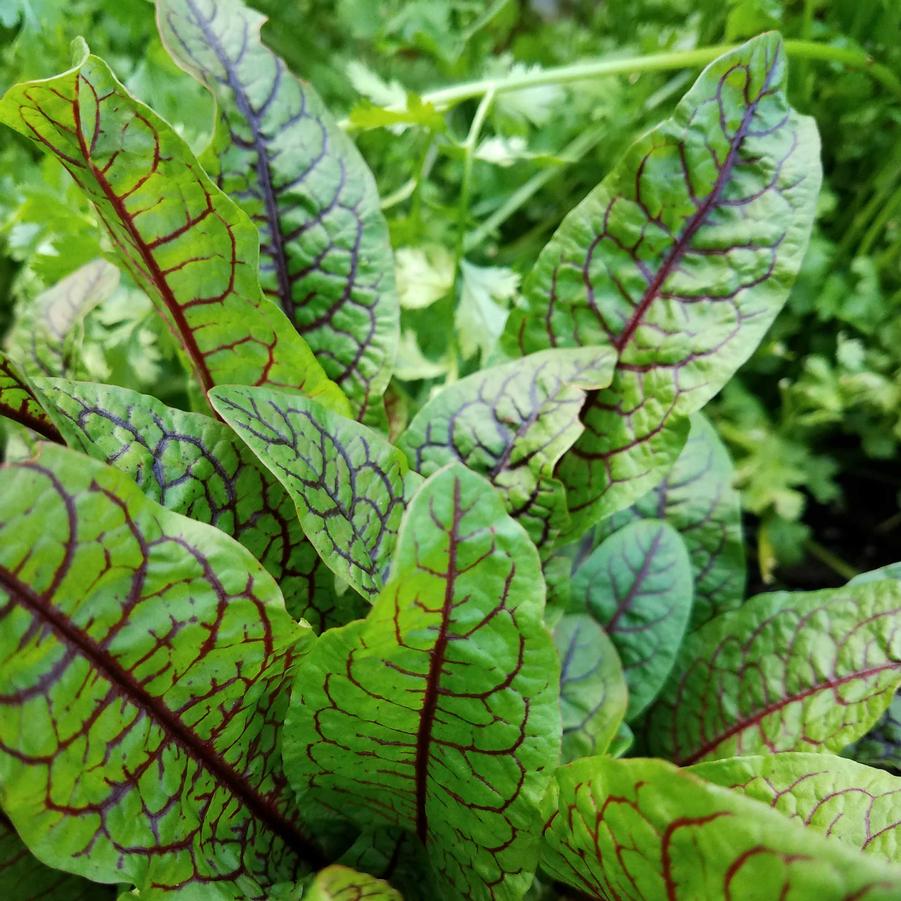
[0,2,899,898]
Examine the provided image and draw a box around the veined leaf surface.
[0,814,111,900]
[690,753,900,861]
[541,756,901,900]
[592,414,745,626]
[0,350,62,442]
[284,464,560,900]
[571,519,693,718]
[0,444,321,895]
[0,44,346,411]
[504,34,821,532]
[211,385,420,601]
[157,0,398,421]
[398,347,615,550]
[305,865,401,901]
[645,579,901,764]
[35,378,361,631]
[554,613,628,762]
[5,259,119,379]
[844,694,900,775]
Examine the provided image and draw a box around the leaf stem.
[804,538,858,581]
[417,39,901,110]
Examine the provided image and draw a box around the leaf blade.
[505,34,821,531]
[0,45,346,411]
[157,0,398,420]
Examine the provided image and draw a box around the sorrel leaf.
[554,612,628,762]
[541,756,901,900]
[645,579,901,764]
[304,865,401,901]
[571,519,693,718]
[591,414,745,626]
[0,815,112,900]
[157,0,398,421]
[0,44,346,411]
[283,463,560,899]
[5,259,119,379]
[0,444,321,894]
[504,33,821,532]
[690,753,901,861]
[211,385,420,600]
[0,350,62,442]
[34,377,361,630]
[398,347,616,550]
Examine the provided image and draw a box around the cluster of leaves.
[0,1,898,899]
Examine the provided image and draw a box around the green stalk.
[417,39,901,111]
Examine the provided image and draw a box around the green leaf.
[592,413,745,627]
[645,579,901,764]
[457,261,520,363]
[283,463,560,899]
[210,385,421,601]
[504,34,821,533]
[0,350,62,443]
[690,753,901,861]
[305,864,401,901]
[554,612,628,762]
[398,347,616,551]
[0,443,321,895]
[541,756,901,900]
[0,814,112,900]
[0,43,347,412]
[34,377,362,631]
[571,519,693,719]
[5,259,120,379]
[157,0,398,421]
[844,693,901,775]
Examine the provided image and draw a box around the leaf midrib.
[0,562,324,869]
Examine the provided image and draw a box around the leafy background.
[0,0,898,591]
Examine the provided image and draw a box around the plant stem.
[415,39,901,110]
[804,538,858,581]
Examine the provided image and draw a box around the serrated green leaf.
[0,350,62,442]
[504,34,821,533]
[645,579,901,764]
[690,753,901,861]
[571,519,693,719]
[591,413,745,627]
[157,0,398,421]
[34,377,362,631]
[554,613,627,762]
[305,865,401,901]
[0,814,112,900]
[284,464,560,900]
[541,756,901,900]
[0,444,321,895]
[210,385,421,601]
[5,259,119,380]
[0,43,347,413]
[398,347,615,551]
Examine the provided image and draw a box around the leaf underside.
[0,444,320,895]
[157,0,398,421]
[504,32,821,534]
[0,44,346,411]
[284,464,560,900]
